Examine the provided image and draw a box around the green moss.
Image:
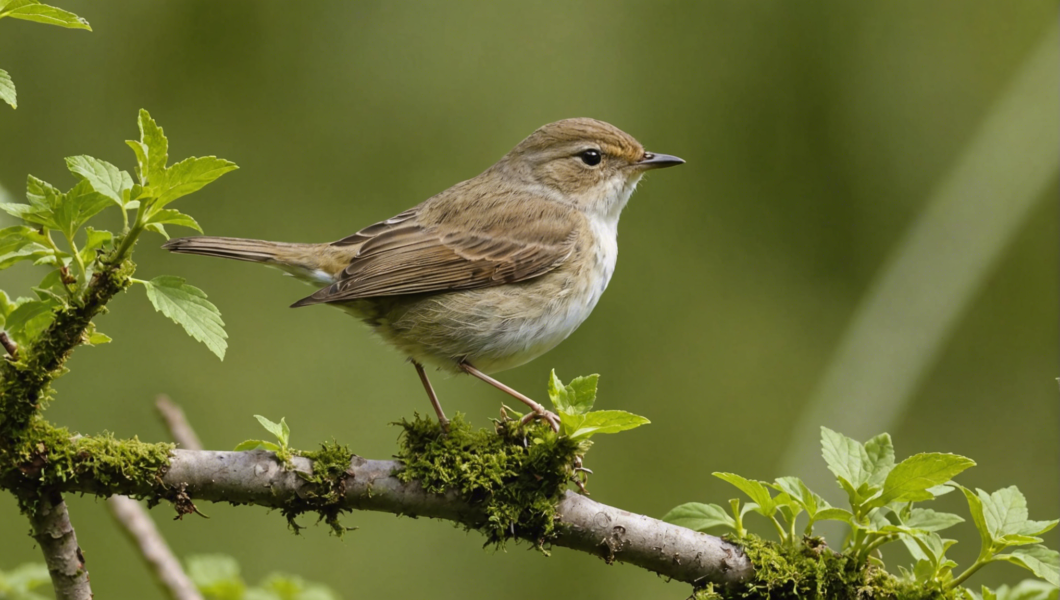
[284,440,356,536]
[394,413,582,549]
[696,535,957,600]
[0,417,173,512]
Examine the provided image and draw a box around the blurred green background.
[1,1,1056,598]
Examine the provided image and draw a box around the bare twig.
[107,496,203,600]
[107,396,205,600]
[29,491,92,600]
[155,395,203,450]
[55,451,753,587]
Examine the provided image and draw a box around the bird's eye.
[578,149,602,166]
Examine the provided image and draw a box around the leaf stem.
[947,557,992,590]
[770,515,788,544]
[65,233,86,278]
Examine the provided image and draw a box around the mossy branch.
[0,426,752,589]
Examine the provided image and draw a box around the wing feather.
[293,199,578,306]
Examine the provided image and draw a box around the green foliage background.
[0,1,1056,598]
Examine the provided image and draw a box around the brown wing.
[292,201,578,306]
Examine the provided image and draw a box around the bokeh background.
[0,1,1056,598]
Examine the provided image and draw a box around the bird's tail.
[162,236,338,284]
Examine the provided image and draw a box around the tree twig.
[106,396,205,600]
[51,450,754,588]
[107,496,203,600]
[29,491,92,600]
[155,395,203,450]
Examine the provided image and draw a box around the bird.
[163,118,684,430]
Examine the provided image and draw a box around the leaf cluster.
[0,0,92,110]
[665,428,1058,598]
[0,109,235,360]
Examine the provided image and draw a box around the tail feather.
[163,236,298,263]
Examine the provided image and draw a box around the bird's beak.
[635,152,685,170]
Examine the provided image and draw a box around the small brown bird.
[163,118,683,430]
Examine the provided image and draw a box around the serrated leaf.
[153,156,237,208]
[566,410,648,440]
[961,485,995,562]
[0,67,15,108]
[821,426,873,488]
[564,374,598,414]
[998,546,1060,587]
[3,298,56,344]
[253,415,285,443]
[547,370,570,411]
[233,440,280,452]
[145,222,169,239]
[5,1,90,29]
[998,534,1045,547]
[875,453,975,505]
[981,486,1030,539]
[904,508,965,532]
[144,208,202,233]
[1019,520,1059,537]
[864,432,896,486]
[138,109,168,186]
[771,476,818,514]
[663,502,736,532]
[142,275,227,359]
[53,179,111,239]
[814,507,854,524]
[714,472,775,514]
[25,174,60,208]
[989,579,1059,600]
[65,155,133,206]
[86,331,111,346]
[0,225,52,269]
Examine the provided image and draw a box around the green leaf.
[0,67,15,108]
[1019,520,1059,537]
[85,331,111,346]
[279,417,290,447]
[153,156,238,208]
[814,507,854,524]
[253,415,286,445]
[53,179,111,239]
[3,298,56,344]
[821,426,873,488]
[233,440,280,452]
[129,109,168,186]
[142,275,227,359]
[26,174,60,208]
[4,1,90,29]
[863,432,896,486]
[981,486,1030,539]
[988,579,1059,600]
[65,155,133,206]
[962,485,996,562]
[663,502,736,532]
[903,508,965,532]
[548,370,598,416]
[0,226,52,270]
[185,554,245,598]
[144,208,202,233]
[144,222,169,239]
[566,410,648,441]
[997,545,1060,587]
[79,227,112,266]
[874,453,975,505]
[714,472,776,514]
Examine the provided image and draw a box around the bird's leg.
[412,359,449,430]
[459,361,560,432]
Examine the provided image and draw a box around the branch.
[155,396,203,450]
[29,491,92,600]
[56,450,753,587]
[108,495,202,600]
[106,397,205,600]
